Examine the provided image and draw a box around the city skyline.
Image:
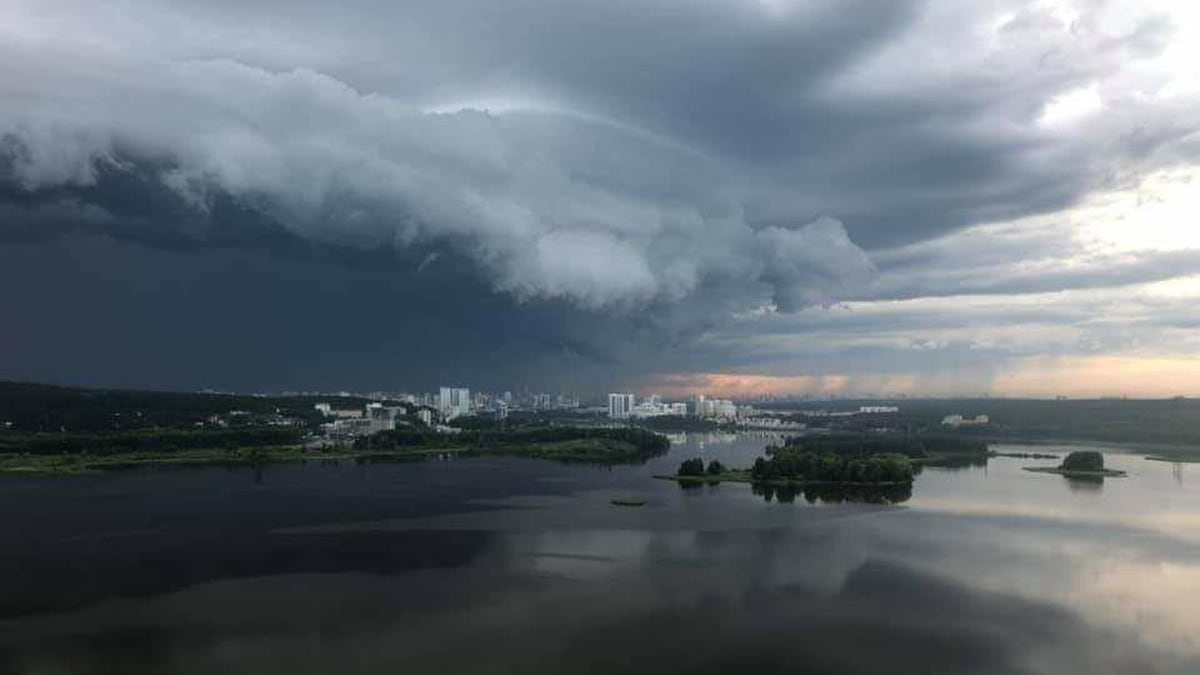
[194,383,1194,404]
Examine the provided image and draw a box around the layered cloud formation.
[2,0,1200,394]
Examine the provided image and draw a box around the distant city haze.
[647,359,1200,400]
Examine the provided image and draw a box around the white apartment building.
[608,393,636,419]
[439,387,471,420]
[695,396,738,419]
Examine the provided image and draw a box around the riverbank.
[0,436,663,475]
[0,446,451,475]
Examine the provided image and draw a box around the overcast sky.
[3,0,1200,397]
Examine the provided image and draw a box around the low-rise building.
[739,417,806,430]
[859,406,900,414]
[365,403,404,433]
[942,414,990,427]
[324,417,374,441]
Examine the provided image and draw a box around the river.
[1,433,1198,674]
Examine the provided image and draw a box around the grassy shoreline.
[0,446,471,475]
[653,472,912,488]
[1145,455,1200,464]
[0,437,663,476]
[1022,466,1127,478]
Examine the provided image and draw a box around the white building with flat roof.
[629,399,686,419]
[942,414,989,427]
[859,406,900,414]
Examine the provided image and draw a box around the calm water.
[2,435,1200,674]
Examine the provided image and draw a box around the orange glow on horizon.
[646,356,1200,399]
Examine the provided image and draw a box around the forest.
[0,380,365,433]
[357,426,670,463]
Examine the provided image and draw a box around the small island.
[656,433,990,488]
[1023,450,1126,478]
[656,450,914,505]
[658,442,915,487]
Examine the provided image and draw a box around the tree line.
[357,426,670,461]
[677,458,726,476]
[780,434,988,459]
[0,380,379,433]
[1,427,304,456]
[752,448,913,484]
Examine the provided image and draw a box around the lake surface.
[2,434,1200,674]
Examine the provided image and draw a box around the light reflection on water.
[1,436,1200,673]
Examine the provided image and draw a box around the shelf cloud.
[3,0,1200,394]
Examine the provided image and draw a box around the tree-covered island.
[661,449,915,505]
[661,450,913,487]
[1023,450,1126,478]
[659,433,987,484]
[656,433,1001,505]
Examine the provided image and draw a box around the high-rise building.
[608,393,636,419]
[439,387,471,420]
[713,399,737,419]
[694,395,736,419]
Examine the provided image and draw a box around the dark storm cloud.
[2,0,1200,390]
[0,173,750,391]
[0,232,632,392]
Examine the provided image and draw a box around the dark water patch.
[0,528,499,619]
[2,439,1200,673]
[2,559,1192,675]
[750,482,912,505]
